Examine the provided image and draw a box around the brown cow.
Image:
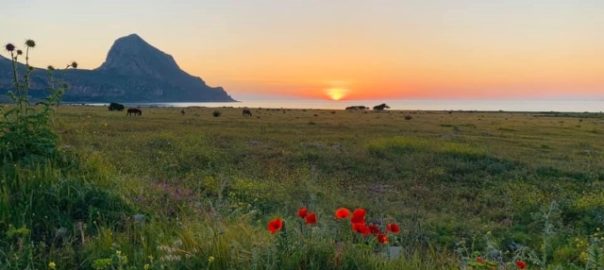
[127,108,142,116]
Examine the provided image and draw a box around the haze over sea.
[86,98,604,113]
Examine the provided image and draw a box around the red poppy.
[298,207,308,219]
[335,208,351,219]
[376,233,388,244]
[305,212,317,225]
[267,218,284,234]
[386,223,400,234]
[476,256,485,264]
[351,208,366,224]
[368,224,381,235]
[515,260,526,269]
[352,222,371,236]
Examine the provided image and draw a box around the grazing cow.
[345,106,368,111]
[180,109,186,116]
[108,102,125,111]
[373,103,390,111]
[242,109,253,117]
[127,108,142,116]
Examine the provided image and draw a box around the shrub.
[0,39,132,269]
[0,42,70,164]
[213,110,221,117]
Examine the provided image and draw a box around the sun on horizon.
[325,87,349,101]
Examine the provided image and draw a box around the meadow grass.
[2,105,604,269]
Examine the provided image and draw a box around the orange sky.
[2,0,603,100]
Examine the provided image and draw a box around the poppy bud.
[305,212,317,225]
[515,260,527,269]
[377,233,388,244]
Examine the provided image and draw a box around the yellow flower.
[580,251,589,263]
[48,261,56,270]
[208,256,215,264]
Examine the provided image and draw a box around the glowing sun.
[326,87,349,101]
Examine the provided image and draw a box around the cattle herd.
[108,102,392,118]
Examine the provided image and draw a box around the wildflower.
[352,222,371,236]
[368,224,381,235]
[267,218,284,234]
[335,208,351,219]
[386,223,400,234]
[25,39,36,48]
[298,207,308,219]
[305,212,317,225]
[377,233,388,244]
[144,264,150,270]
[69,61,78,69]
[47,65,55,71]
[5,43,15,52]
[48,261,56,270]
[208,256,215,263]
[351,208,366,224]
[515,260,527,269]
[17,50,23,55]
[476,256,485,264]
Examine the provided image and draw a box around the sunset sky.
[2,0,603,101]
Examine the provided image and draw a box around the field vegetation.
[2,40,604,269]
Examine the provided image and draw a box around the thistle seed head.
[25,39,36,48]
[5,43,15,52]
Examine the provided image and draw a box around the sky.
[1,0,603,101]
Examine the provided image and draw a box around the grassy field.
[3,105,604,269]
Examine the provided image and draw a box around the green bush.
[0,40,132,269]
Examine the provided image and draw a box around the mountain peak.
[0,34,234,102]
[97,34,186,80]
[113,34,149,48]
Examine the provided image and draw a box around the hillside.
[0,34,234,102]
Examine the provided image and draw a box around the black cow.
[373,103,390,111]
[108,102,125,111]
[345,106,368,111]
[242,109,253,117]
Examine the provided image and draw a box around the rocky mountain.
[0,34,234,102]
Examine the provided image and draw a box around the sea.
[83,99,604,113]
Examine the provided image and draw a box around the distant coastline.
[57,99,604,113]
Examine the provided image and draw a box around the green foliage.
[0,48,67,164]
[0,40,131,269]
